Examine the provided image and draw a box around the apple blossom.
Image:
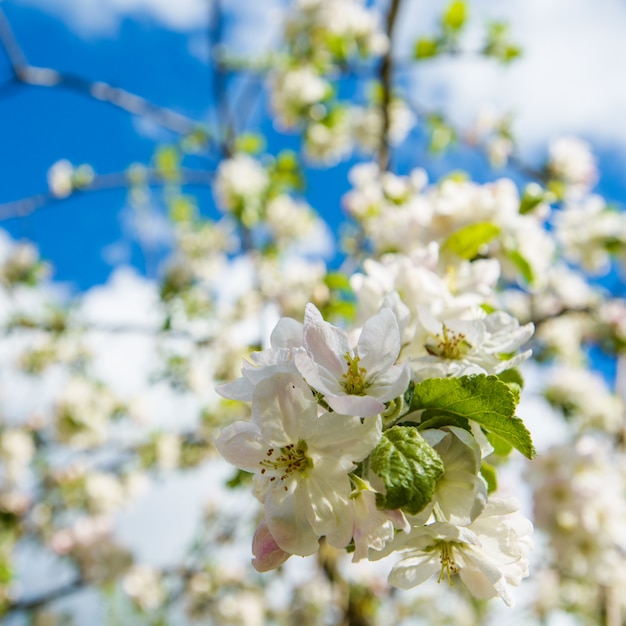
[295,303,410,417]
[214,373,382,556]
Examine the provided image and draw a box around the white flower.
[270,65,330,128]
[217,317,303,402]
[0,428,34,481]
[47,159,74,198]
[411,307,533,380]
[421,426,488,526]
[548,136,597,194]
[388,497,532,607]
[295,303,410,417]
[214,154,269,215]
[554,195,626,273]
[349,482,409,563]
[215,374,382,556]
[122,566,164,611]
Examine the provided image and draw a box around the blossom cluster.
[216,290,534,605]
[268,0,415,163]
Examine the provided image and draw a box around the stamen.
[437,542,459,586]
[342,352,370,395]
[259,439,313,483]
[425,324,471,360]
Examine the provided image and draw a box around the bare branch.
[0,167,214,221]
[0,7,201,136]
[377,0,403,171]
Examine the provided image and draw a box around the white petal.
[357,308,401,373]
[216,377,254,402]
[389,554,440,589]
[294,351,344,397]
[214,421,265,473]
[270,317,304,348]
[303,303,350,377]
[265,486,320,556]
[253,374,317,442]
[367,362,411,403]
[310,414,382,462]
[326,393,385,418]
[303,467,352,548]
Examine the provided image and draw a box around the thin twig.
[0,7,201,136]
[4,576,85,615]
[0,168,214,221]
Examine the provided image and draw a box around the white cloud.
[398,0,626,156]
[23,0,209,35]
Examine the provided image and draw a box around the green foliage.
[168,195,198,223]
[442,1,468,33]
[414,38,440,59]
[234,132,266,155]
[410,375,536,459]
[506,248,535,284]
[480,462,498,493]
[442,222,501,259]
[268,150,304,195]
[370,425,444,515]
[427,115,457,153]
[483,21,522,64]
[486,431,514,457]
[519,183,549,215]
[154,145,181,183]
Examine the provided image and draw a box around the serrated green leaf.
[410,375,536,459]
[371,426,444,515]
[442,222,501,259]
[498,366,524,392]
[486,430,514,457]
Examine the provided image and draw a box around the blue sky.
[1,0,626,292]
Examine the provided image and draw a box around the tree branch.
[378,0,403,171]
[0,7,201,136]
[0,167,214,221]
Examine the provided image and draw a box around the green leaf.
[506,249,535,284]
[324,271,352,291]
[480,462,498,493]
[442,222,501,259]
[371,426,444,515]
[234,132,266,155]
[486,431,514,457]
[154,145,180,182]
[519,183,547,215]
[442,1,468,32]
[168,195,198,223]
[410,375,536,459]
[414,37,440,59]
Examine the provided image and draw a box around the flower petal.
[357,308,402,374]
[265,485,320,556]
[213,421,265,473]
[252,374,317,442]
[389,554,441,589]
[251,520,291,572]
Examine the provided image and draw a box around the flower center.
[342,352,370,396]
[425,324,471,360]
[437,542,459,585]
[259,440,313,489]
